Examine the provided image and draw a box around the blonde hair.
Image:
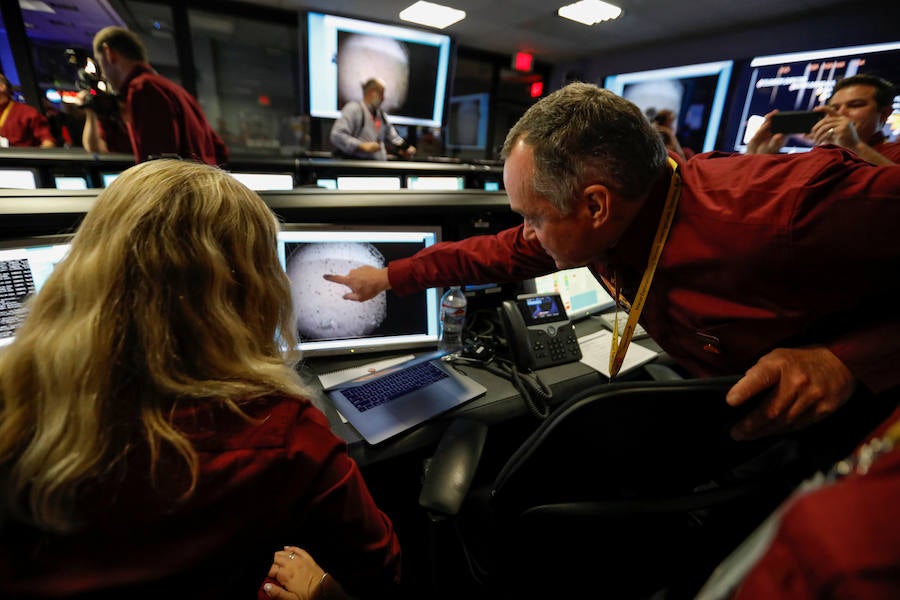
[0,159,305,532]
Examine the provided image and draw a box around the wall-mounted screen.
[277,224,442,357]
[522,266,614,322]
[446,93,489,151]
[307,12,452,128]
[728,41,900,153]
[604,60,733,153]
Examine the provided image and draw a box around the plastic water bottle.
[439,285,467,352]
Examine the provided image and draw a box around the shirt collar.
[606,163,674,279]
[119,63,156,94]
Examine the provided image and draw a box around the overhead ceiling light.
[399,1,466,29]
[558,0,623,26]
[19,0,55,13]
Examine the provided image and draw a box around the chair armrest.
[643,363,685,381]
[419,418,488,517]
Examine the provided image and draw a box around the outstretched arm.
[322,266,390,302]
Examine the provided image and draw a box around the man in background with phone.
[747,74,899,165]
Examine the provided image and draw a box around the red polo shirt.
[389,148,900,394]
[0,394,401,598]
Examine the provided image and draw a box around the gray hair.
[501,82,667,213]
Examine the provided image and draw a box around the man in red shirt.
[80,26,228,166]
[326,82,900,446]
[748,74,900,165]
[0,74,55,148]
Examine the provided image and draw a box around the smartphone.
[769,110,825,134]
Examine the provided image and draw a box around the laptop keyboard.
[341,360,449,412]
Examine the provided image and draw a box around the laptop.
[325,350,486,445]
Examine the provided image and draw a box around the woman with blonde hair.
[0,159,400,598]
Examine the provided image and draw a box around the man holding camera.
[0,73,55,148]
[80,26,227,166]
[748,74,900,165]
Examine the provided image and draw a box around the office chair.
[419,374,804,599]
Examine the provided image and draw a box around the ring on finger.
[289,551,296,560]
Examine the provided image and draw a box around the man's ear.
[582,184,611,228]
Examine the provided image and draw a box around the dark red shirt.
[119,64,228,165]
[0,394,401,598]
[871,137,900,163]
[389,148,900,394]
[731,406,900,598]
[0,101,54,147]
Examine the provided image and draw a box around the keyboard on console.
[340,360,449,412]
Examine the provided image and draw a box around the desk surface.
[298,317,667,466]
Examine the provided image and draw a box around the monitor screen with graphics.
[726,41,900,153]
[277,224,442,357]
[0,235,72,347]
[307,12,452,128]
[604,60,734,153]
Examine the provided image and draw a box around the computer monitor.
[0,168,39,189]
[307,11,452,128]
[277,224,442,357]
[604,60,734,153]
[406,176,465,190]
[727,41,900,153]
[0,235,72,347]
[53,175,89,190]
[101,172,121,187]
[522,266,614,321]
[446,93,489,151]
[336,176,402,190]
[228,172,294,191]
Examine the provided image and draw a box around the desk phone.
[499,292,582,370]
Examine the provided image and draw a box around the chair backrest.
[490,376,750,510]
[483,376,794,598]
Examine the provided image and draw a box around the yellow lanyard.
[609,156,681,377]
[0,101,13,132]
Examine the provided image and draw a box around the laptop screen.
[0,235,73,347]
[277,224,442,357]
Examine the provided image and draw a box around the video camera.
[66,49,118,117]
